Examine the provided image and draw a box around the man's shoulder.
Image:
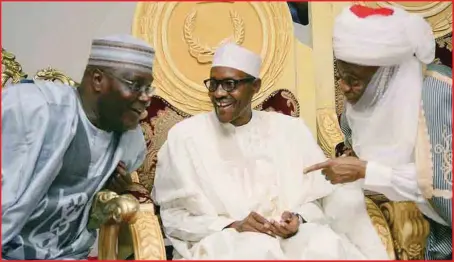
[426,63,452,79]
[167,111,212,138]
[3,80,78,108]
[422,64,451,107]
[257,110,305,128]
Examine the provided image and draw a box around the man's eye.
[131,82,142,90]
[224,80,236,87]
[350,80,360,87]
[209,80,218,87]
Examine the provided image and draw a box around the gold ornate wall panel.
[357,2,452,39]
[326,2,453,115]
[132,2,295,115]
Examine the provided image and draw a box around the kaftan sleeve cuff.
[364,161,393,190]
[211,217,236,232]
[295,202,328,224]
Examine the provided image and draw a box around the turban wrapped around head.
[333,5,435,66]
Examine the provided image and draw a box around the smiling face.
[336,60,379,104]
[92,66,153,133]
[207,66,261,126]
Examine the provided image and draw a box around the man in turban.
[305,5,452,259]
[152,43,389,259]
[2,35,155,259]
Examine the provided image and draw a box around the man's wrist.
[358,159,368,179]
[292,212,306,225]
[223,221,239,230]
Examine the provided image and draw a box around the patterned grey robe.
[1,81,146,259]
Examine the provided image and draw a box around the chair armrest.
[380,201,430,260]
[365,197,396,259]
[128,203,167,260]
[90,190,166,260]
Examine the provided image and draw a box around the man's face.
[94,67,153,133]
[336,60,379,104]
[207,66,260,126]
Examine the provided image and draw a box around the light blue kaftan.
[1,80,146,259]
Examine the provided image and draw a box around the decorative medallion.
[133,2,293,115]
[357,2,452,39]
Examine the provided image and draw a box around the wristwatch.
[292,212,306,225]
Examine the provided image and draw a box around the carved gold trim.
[130,204,167,260]
[316,108,344,158]
[34,67,77,86]
[365,197,395,259]
[183,9,245,64]
[436,36,452,52]
[356,2,452,39]
[333,58,345,116]
[380,201,430,260]
[2,48,27,87]
[98,224,120,260]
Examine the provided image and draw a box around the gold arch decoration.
[34,67,77,86]
[329,2,453,115]
[184,9,245,64]
[132,2,293,115]
[356,2,452,40]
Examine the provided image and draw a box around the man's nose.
[213,84,228,98]
[138,91,151,106]
[338,79,351,93]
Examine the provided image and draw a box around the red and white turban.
[333,5,435,66]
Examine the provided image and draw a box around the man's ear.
[91,68,104,92]
[252,78,262,94]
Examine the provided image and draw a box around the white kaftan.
[153,110,389,260]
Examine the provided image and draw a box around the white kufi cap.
[88,34,155,73]
[212,43,262,78]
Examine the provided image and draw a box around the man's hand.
[269,211,300,239]
[227,212,275,237]
[107,161,133,194]
[303,156,367,184]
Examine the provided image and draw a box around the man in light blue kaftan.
[305,5,452,260]
[1,35,155,259]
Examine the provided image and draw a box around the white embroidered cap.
[88,34,155,73]
[212,43,262,78]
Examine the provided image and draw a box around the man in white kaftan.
[305,5,452,259]
[2,35,155,260]
[153,43,389,260]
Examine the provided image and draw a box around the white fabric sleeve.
[322,182,391,259]
[294,201,328,224]
[152,132,235,243]
[363,161,426,203]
